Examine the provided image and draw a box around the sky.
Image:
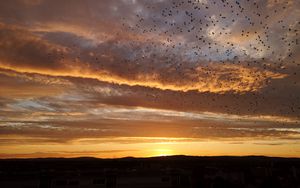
[0,0,299,158]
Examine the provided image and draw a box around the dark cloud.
[0,24,68,71]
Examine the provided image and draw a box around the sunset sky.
[0,0,299,158]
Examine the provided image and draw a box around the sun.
[152,148,174,157]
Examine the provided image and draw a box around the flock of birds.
[117,0,299,120]
[120,0,298,68]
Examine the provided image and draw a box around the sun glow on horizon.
[150,147,175,157]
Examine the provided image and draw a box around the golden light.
[151,148,174,157]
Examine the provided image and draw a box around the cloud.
[0,23,288,94]
[1,104,299,145]
[0,23,68,70]
[0,0,298,95]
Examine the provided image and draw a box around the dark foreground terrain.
[0,156,299,188]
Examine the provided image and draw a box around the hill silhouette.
[1,155,299,188]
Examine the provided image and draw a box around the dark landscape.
[1,156,300,188]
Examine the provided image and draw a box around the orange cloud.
[0,61,287,94]
[0,22,288,94]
